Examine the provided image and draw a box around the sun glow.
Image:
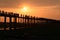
[23,7,28,11]
[20,6,31,15]
[21,7,29,12]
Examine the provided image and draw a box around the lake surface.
[0,27,24,30]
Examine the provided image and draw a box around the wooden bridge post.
[34,16,35,24]
[4,16,6,30]
[21,14,22,23]
[25,17,26,24]
[25,15,27,27]
[28,16,29,27]
[18,17,19,23]
[14,13,19,30]
[9,17,12,30]
[31,16,32,26]
[23,15,24,24]
[14,17,17,30]
[2,11,6,30]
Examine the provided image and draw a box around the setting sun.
[20,6,32,15]
[22,7,28,11]
[21,7,29,12]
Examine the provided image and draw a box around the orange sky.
[0,0,60,20]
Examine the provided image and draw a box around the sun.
[22,7,28,12]
[23,7,28,11]
[20,6,31,15]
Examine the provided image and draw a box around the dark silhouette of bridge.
[0,10,59,30]
[0,10,60,40]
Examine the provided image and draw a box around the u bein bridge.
[0,10,59,30]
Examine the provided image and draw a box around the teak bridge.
[0,10,57,30]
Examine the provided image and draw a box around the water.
[0,26,24,30]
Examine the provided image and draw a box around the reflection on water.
[0,27,13,30]
[0,27,24,30]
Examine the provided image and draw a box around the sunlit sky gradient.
[0,0,60,20]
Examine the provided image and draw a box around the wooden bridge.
[0,10,58,30]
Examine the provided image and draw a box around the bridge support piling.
[25,18,26,27]
[28,18,29,27]
[4,16,6,30]
[18,17,19,23]
[14,17,17,30]
[31,16,32,27]
[34,16,35,24]
[9,17,12,30]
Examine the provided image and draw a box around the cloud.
[0,0,22,8]
[0,0,60,8]
[29,0,60,6]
